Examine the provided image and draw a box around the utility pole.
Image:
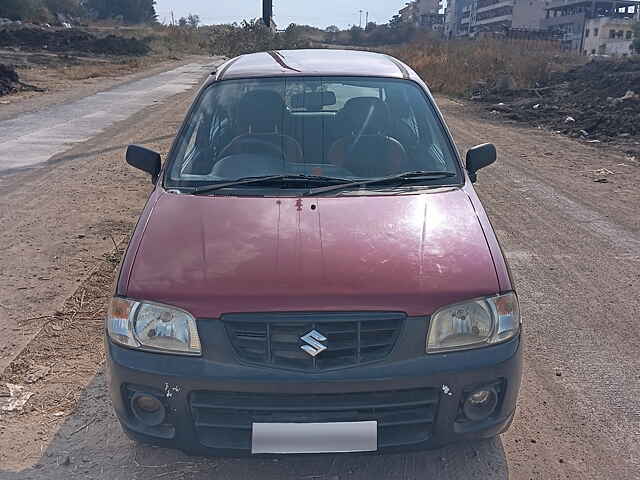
[263,0,273,27]
[366,11,369,27]
[359,10,363,28]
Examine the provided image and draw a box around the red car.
[106,49,522,456]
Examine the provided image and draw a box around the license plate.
[251,421,378,454]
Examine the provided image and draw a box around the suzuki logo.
[300,330,327,357]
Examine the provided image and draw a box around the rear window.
[167,76,458,187]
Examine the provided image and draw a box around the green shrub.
[208,20,313,58]
[0,0,51,22]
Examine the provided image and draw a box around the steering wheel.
[218,135,302,162]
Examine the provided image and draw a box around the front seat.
[219,90,303,163]
[328,97,407,177]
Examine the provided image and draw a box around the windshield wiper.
[304,171,457,196]
[191,175,351,195]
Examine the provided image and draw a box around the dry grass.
[147,26,211,56]
[57,61,142,80]
[86,23,211,57]
[390,36,582,96]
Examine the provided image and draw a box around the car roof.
[211,49,420,83]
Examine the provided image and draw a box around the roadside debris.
[0,63,19,96]
[474,58,640,152]
[592,168,615,183]
[0,23,150,56]
[0,383,34,413]
[0,63,44,97]
[592,168,615,176]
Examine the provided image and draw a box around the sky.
[154,0,411,29]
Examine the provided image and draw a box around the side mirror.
[126,145,161,184]
[466,143,496,183]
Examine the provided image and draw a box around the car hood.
[126,189,499,318]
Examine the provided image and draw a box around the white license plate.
[251,421,378,454]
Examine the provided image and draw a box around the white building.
[583,16,637,55]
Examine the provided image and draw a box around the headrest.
[340,97,389,135]
[237,90,287,133]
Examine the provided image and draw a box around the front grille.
[190,388,439,451]
[223,312,405,371]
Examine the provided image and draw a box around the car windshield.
[167,76,460,191]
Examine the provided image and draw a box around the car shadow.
[1,371,509,480]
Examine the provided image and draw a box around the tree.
[45,0,82,16]
[178,16,188,27]
[0,0,44,21]
[365,21,377,32]
[187,13,200,28]
[349,25,364,44]
[325,25,339,33]
[390,15,403,28]
[84,0,157,23]
[208,20,312,58]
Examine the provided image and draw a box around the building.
[541,0,640,51]
[583,16,637,54]
[399,0,441,24]
[397,0,446,31]
[418,0,442,17]
[447,0,550,36]
[418,0,446,29]
[420,12,447,30]
[445,0,474,36]
[399,2,419,23]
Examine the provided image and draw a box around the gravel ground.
[0,77,638,479]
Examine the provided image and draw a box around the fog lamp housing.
[130,392,166,427]
[462,386,499,422]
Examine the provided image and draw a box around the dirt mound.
[478,58,640,144]
[0,63,45,97]
[0,25,150,56]
[0,63,20,96]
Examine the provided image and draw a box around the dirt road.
[0,74,638,479]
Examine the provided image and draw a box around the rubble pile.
[0,24,150,56]
[0,63,20,96]
[480,58,640,143]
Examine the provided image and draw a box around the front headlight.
[106,298,201,356]
[426,292,520,353]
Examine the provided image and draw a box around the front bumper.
[106,332,522,456]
